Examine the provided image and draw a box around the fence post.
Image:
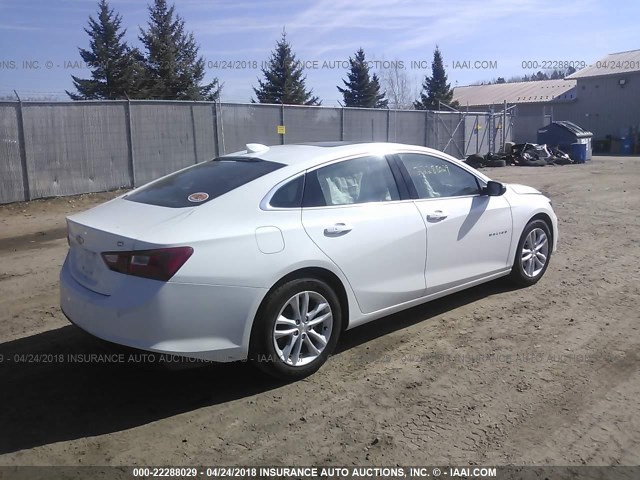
[488,105,493,154]
[424,110,428,147]
[436,111,440,151]
[190,104,199,164]
[387,108,391,142]
[502,100,507,151]
[340,107,345,141]
[280,104,285,145]
[14,92,31,201]
[218,100,227,155]
[124,98,136,187]
[213,101,220,157]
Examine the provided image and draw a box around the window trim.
[391,152,485,200]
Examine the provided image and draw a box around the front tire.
[509,219,552,286]
[249,278,342,380]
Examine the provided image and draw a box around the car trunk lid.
[66,198,195,295]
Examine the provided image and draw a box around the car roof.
[226,142,462,170]
[221,142,492,187]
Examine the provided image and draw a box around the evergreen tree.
[66,0,143,100]
[501,66,576,84]
[252,31,320,105]
[139,0,220,100]
[414,46,458,110]
[534,71,546,81]
[337,48,388,108]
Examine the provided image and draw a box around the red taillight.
[102,247,193,281]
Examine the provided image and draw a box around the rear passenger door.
[301,155,427,314]
[395,153,513,293]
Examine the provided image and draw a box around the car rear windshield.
[125,157,284,208]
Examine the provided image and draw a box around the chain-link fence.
[0,100,511,204]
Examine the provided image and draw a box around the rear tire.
[509,220,552,287]
[249,278,342,380]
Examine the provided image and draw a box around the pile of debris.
[465,142,574,168]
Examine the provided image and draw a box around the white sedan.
[60,142,557,379]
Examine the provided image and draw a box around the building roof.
[453,79,577,107]
[567,49,640,79]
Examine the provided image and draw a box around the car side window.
[303,156,400,207]
[269,175,304,208]
[398,153,480,199]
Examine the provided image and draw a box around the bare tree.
[381,60,414,109]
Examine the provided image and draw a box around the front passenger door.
[396,153,513,293]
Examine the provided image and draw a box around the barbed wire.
[0,89,352,105]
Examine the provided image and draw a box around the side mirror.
[483,181,506,196]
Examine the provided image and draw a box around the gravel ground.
[0,156,638,468]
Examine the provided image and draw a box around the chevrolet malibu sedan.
[60,142,557,379]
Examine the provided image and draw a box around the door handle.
[324,223,353,236]
[426,210,448,221]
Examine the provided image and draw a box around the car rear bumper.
[60,257,266,362]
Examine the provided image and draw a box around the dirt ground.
[0,156,638,468]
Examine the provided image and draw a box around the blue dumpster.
[570,143,588,163]
[620,137,633,154]
[538,121,593,161]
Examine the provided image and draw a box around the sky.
[1,0,639,105]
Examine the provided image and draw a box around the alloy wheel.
[272,291,333,367]
[521,227,549,278]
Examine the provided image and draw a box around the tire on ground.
[509,219,552,287]
[517,158,547,167]
[485,159,507,167]
[465,154,485,168]
[249,278,342,380]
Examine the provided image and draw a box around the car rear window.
[125,157,284,208]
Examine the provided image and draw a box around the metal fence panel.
[0,104,25,203]
[218,103,280,155]
[284,106,341,143]
[425,111,438,153]
[344,108,388,142]
[388,110,426,146]
[502,113,514,149]
[21,103,130,198]
[448,114,466,158]
[131,103,197,185]
[464,114,490,156]
[426,111,466,158]
[190,104,217,163]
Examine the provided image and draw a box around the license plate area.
[77,247,97,279]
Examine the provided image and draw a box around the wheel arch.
[528,212,554,245]
[508,211,554,285]
[251,267,351,337]
[509,210,555,271]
